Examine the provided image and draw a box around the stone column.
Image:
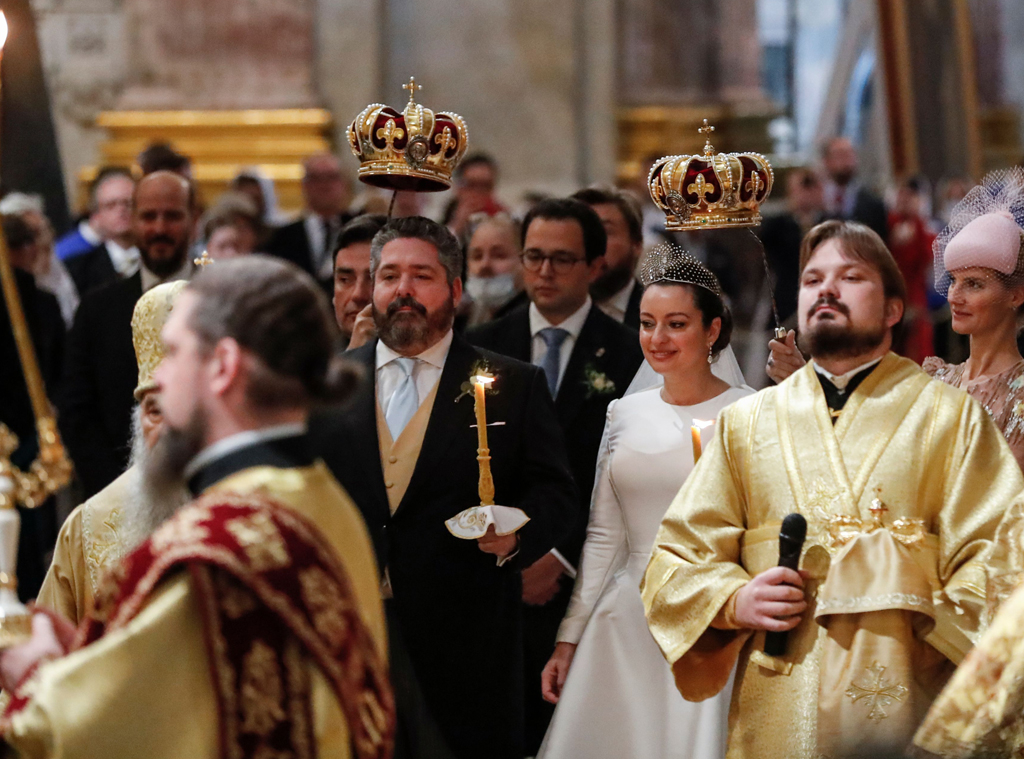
[372,0,617,203]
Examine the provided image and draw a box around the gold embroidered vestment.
[642,354,1023,758]
[4,462,386,759]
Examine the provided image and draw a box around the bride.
[537,245,753,759]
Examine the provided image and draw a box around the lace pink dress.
[924,357,1024,472]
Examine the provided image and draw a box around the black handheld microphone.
[763,513,807,657]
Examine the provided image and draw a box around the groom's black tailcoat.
[310,333,577,759]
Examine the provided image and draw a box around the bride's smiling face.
[639,283,720,376]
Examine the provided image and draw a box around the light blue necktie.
[538,327,570,398]
[385,357,419,440]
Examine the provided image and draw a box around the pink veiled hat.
[943,211,1021,275]
[934,168,1024,294]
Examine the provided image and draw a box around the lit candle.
[691,419,715,464]
[473,374,496,505]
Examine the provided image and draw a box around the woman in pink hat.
[924,169,1024,470]
[768,169,1024,470]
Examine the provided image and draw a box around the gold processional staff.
[0,9,73,646]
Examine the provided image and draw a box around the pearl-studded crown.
[648,120,774,230]
[347,77,469,193]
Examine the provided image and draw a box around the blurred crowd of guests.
[0,134,986,604]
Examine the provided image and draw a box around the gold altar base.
[78,109,334,215]
[617,105,778,185]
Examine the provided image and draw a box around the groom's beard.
[124,405,200,549]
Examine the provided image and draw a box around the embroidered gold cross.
[845,661,908,722]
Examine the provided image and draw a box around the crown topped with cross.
[347,76,469,192]
[648,119,774,231]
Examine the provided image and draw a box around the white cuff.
[550,549,577,579]
[496,545,520,567]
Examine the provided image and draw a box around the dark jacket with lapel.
[266,213,351,291]
[309,334,576,759]
[467,303,644,567]
[58,272,142,497]
[622,279,643,330]
[266,218,316,275]
[64,243,119,299]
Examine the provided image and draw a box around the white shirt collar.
[597,280,636,321]
[529,296,592,339]
[79,221,102,246]
[183,422,308,481]
[812,356,883,391]
[375,329,454,371]
[140,259,191,293]
[105,240,140,277]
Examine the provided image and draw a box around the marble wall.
[30,0,618,213]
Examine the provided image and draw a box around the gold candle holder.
[472,374,495,506]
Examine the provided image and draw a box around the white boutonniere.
[583,365,616,399]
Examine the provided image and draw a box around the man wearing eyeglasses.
[467,196,643,754]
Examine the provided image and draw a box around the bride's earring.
[707,344,714,364]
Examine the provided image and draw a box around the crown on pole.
[347,76,469,192]
[648,119,774,231]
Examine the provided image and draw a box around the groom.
[312,216,576,759]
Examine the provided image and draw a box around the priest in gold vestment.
[36,280,189,624]
[643,221,1024,759]
[0,257,393,759]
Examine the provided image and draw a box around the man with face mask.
[643,220,1023,759]
[37,281,190,625]
[2,257,392,759]
[59,171,195,498]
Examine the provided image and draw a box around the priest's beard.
[124,405,201,549]
[374,293,456,352]
[799,299,888,360]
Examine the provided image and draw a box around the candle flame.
[472,374,494,386]
[692,419,715,430]
[0,13,8,50]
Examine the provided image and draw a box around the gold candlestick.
[472,374,495,505]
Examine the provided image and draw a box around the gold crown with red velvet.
[648,120,774,231]
[347,77,469,193]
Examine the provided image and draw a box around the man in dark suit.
[63,168,138,298]
[59,171,194,497]
[467,197,644,752]
[573,186,645,328]
[821,136,889,242]
[758,167,825,326]
[310,216,576,759]
[266,152,353,290]
[0,214,65,599]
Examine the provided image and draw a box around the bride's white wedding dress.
[538,384,753,759]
